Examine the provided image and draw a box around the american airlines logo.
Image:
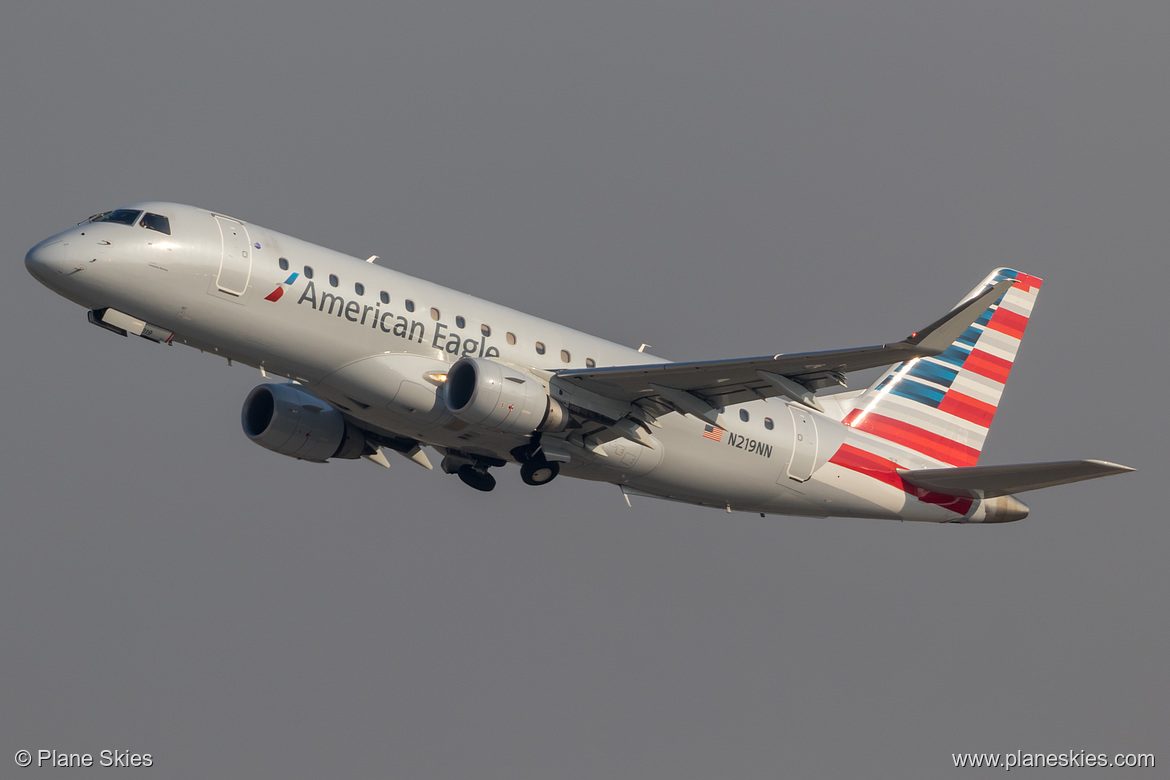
[264,272,299,302]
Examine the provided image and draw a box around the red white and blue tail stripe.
[841,268,1042,467]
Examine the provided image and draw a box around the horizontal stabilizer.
[901,459,1135,498]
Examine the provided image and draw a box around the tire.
[520,458,560,486]
[457,464,497,492]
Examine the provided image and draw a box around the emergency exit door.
[785,406,819,482]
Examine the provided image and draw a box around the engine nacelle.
[241,383,366,462]
[443,357,568,436]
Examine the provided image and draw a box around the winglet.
[902,278,1014,355]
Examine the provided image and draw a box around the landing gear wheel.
[457,464,497,492]
[521,458,560,486]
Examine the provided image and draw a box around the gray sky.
[2,2,1164,777]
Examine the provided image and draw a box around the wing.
[552,278,1013,421]
[900,460,1136,498]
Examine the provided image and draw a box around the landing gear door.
[785,406,819,482]
[214,215,252,296]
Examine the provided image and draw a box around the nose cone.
[25,237,66,284]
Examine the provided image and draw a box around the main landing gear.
[457,464,497,492]
[443,454,502,493]
[512,439,560,487]
[443,440,561,493]
[520,457,559,486]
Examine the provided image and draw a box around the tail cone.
[981,495,1030,523]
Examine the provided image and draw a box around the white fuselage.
[26,202,987,522]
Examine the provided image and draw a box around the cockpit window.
[92,209,143,226]
[139,213,171,235]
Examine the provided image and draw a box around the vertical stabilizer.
[841,268,1042,466]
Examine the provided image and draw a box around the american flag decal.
[702,424,724,442]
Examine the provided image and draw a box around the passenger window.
[355,282,365,295]
[481,324,491,337]
[405,300,415,312]
[430,307,440,321]
[560,349,571,363]
[328,274,339,288]
[455,316,465,329]
[303,266,314,279]
[740,409,750,422]
[764,417,774,430]
[140,213,171,235]
[535,341,546,355]
[506,332,516,345]
[380,291,389,304]
[278,257,289,271]
[586,358,596,368]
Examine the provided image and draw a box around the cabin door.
[214,215,252,296]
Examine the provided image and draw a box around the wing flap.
[900,459,1135,498]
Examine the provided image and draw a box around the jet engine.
[443,357,568,436]
[241,383,366,462]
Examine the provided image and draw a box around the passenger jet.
[25,202,1133,522]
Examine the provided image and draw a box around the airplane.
[25,202,1133,523]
